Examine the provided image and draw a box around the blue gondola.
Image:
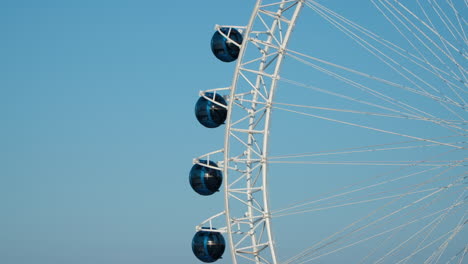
[211,27,243,62]
[195,93,227,128]
[189,160,223,196]
[192,228,226,263]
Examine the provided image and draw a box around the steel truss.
[222,1,304,263]
[195,1,304,263]
[194,0,468,263]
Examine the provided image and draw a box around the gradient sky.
[1,1,466,264]
[1,0,253,263]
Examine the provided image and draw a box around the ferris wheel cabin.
[210,27,243,62]
[189,160,223,196]
[192,228,226,263]
[194,93,227,128]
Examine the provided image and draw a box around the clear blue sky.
[1,1,466,264]
[0,0,253,263]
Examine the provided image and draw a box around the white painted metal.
[222,1,304,263]
[193,0,467,263]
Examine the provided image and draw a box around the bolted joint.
[263,212,272,219]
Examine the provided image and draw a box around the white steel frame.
[222,1,303,263]
[194,1,468,263]
[194,1,304,263]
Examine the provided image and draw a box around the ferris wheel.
[189,0,467,263]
